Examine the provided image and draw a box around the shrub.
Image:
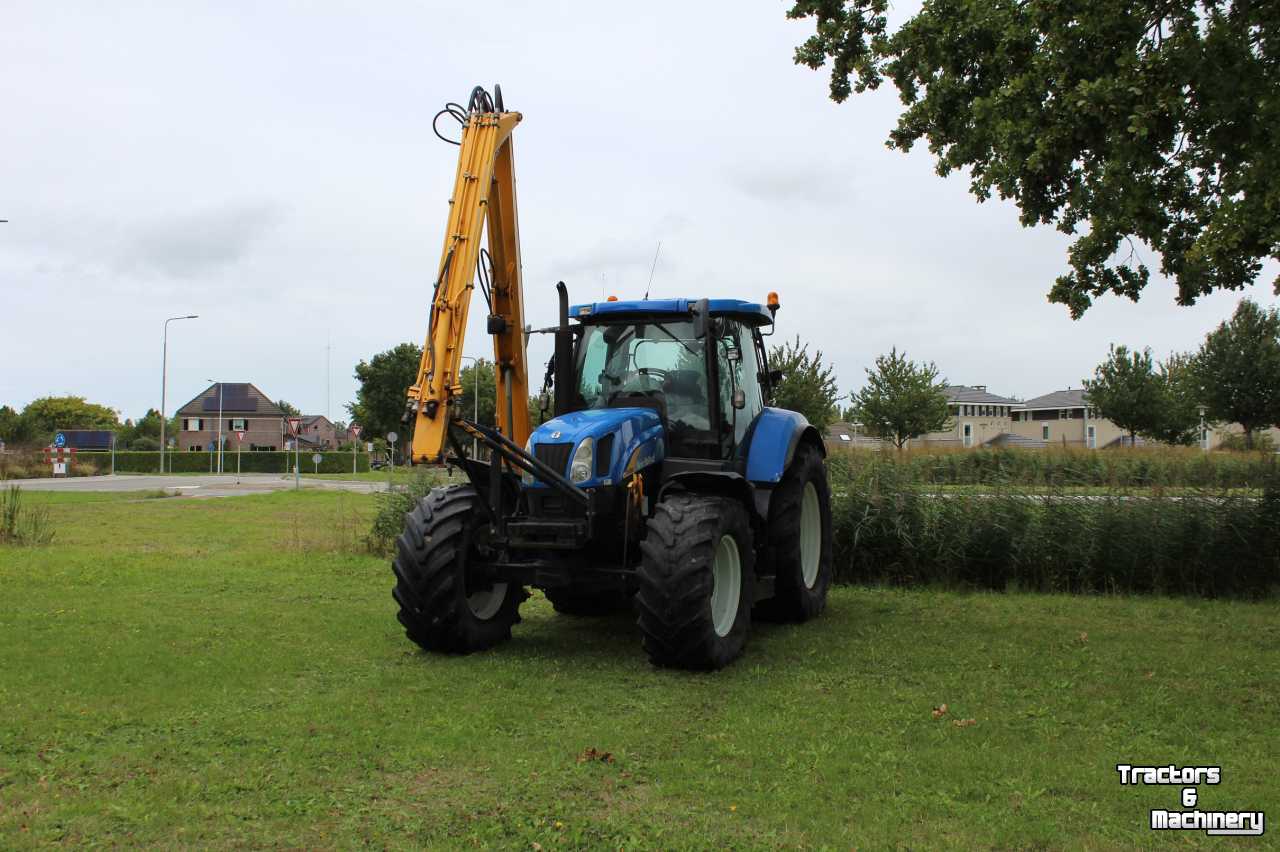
[0,485,54,546]
[365,467,458,554]
[1217,432,1277,453]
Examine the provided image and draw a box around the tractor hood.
[527,408,664,487]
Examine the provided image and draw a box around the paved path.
[4,473,388,498]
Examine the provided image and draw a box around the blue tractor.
[394,286,832,670]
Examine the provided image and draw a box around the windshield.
[575,320,715,454]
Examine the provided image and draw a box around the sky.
[3,0,1277,423]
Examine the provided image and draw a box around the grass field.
[2,490,1277,848]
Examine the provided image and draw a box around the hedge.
[827,453,1280,598]
[829,445,1279,488]
[73,451,370,474]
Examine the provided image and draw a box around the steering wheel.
[637,367,669,381]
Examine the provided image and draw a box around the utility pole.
[206,379,224,474]
[160,315,198,473]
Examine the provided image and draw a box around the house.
[295,415,340,450]
[175,383,286,453]
[919,385,1021,448]
[1009,388,1129,449]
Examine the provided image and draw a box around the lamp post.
[207,378,224,473]
[159,315,198,473]
[1198,404,1208,451]
[460,355,482,459]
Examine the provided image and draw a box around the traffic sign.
[351,424,362,438]
[312,453,323,465]
[235,430,246,443]
[287,417,302,436]
[386,431,398,444]
[54,432,66,448]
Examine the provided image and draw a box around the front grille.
[533,442,573,476]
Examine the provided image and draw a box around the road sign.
[386,431,398,444]
[351,424,362,438]
[235,430,245,443]
[312,453,322,465]
[54,432,66,448]
[288,417,302,436]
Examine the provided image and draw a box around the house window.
[963,423,973,448]
[1042,425,1050,441]
[1060,409,1069,419]
[190,445,202,452]
[230,418,247,431]
[1087,425,1096,449]
[184,418,203,431]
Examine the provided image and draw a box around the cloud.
[730,163,851,205]
[117,201,284,278]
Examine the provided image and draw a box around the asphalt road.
[4,473,387,498]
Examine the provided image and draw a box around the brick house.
[175,383,286,453]
[295,415,340,449]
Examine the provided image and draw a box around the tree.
[456,358,498,428]
[848,347,950,449]
[788,1,1280,317]
[276,399,301,417]
[347,343,423,442]
[1083,346,1163,445]
[1147,353,1203,446]
[1194,299,1280,449]
[19,396,119,444]
[768,336,841,433]
[0,405,29,445]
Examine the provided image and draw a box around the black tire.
[757,444,832,622]
[543,588,633,616]
[635,494,755,669]
[392,484,524,653]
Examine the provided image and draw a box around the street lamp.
[159,315,199,473]
[1198,404,1208,451]
[207,378,224,473]
[460,355,482,459]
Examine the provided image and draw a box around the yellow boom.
[407,88,531,463]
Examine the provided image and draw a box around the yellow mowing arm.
[407,95,531,463]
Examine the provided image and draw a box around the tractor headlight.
[521,436,534,485]
[570,436,594,483]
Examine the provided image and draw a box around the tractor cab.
[522,297,779,498]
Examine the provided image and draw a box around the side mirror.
[691,298,711,339]
[732,389,746,410]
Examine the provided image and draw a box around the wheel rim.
[467,583,508,620]
[710,533,742,637]
[800,481,821,589]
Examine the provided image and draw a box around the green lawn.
[1,490,1276,848]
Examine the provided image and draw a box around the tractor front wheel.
[392,484,524,653]
[636,494,755,669]
[757,444,832,622]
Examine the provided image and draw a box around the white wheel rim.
[800,481,821,589]
[710,534,742,637]
[467,583,507,620]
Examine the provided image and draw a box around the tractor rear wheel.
[757,444,832,622]
[392,484,524,653]
[636,493,755,669]
[543,588,633,616]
